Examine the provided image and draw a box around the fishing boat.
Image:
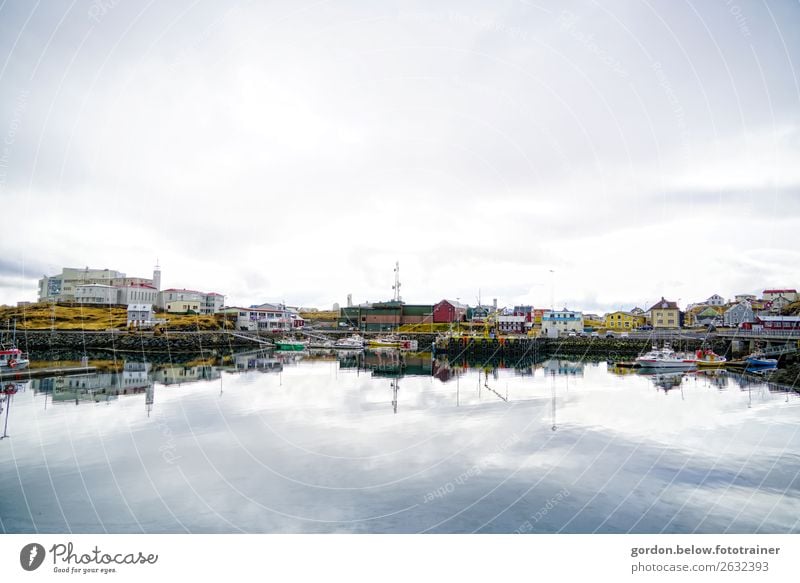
[635,343,696,369]
[334,334,365,349]
[694,349,727,368]
[0,346,29,371]
[273,339,307,351]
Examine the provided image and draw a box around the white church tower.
[153,261,161,291]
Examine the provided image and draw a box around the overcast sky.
[1,0,798,312]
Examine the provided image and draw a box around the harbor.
[1,348,798,533]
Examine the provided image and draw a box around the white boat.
[334,334,365,349]
[0,346,30,371]
[635,344,696,369]
[367,336,418,351]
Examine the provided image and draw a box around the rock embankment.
[13,330,264,353]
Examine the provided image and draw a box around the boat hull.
[635,360,696,369]
[274,343,306,351]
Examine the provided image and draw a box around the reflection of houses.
[153,365,221,385]
[231,352,283,373]
[338,349,433,377]
[541,359,584,376]
[36,363,154,404]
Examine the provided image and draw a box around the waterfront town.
[13,262,800,336]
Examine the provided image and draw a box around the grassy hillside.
[0,303,233,331]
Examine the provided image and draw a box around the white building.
[158,289,224,314]
[705,294,725,306]
[763,289,798,302]
[127,304,155,328]
[75,283,118,305]
[234,304,301,332]
[498,314,527,334]
[201,292,224,315]
[542,309,584,338]
[117,283,158,306]
[38,265,161,302]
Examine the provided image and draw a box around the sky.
[0,0,798,313]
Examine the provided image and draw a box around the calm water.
[1,350,799,533]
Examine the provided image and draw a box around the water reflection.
[1,350,798,534]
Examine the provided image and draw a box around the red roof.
[763,289,796,294]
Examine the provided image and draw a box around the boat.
[333,334,365,349]
[367,336,419,351]
[0,346,30,371]
[273,339,307,351]
[744,352,777,368]
[694,349,727,368]
[635,343,696,369]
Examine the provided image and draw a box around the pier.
[0,365,97,381]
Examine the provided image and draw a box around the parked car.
[605,331,615,338]
[620,332,629,338]
[567,331,577,337]
[637,325,653,331]
[590,332,600,338]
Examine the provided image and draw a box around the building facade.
[498,315,526,334]
[127,304,155,328]
[723,302,754,327]
[117,283,158,306]
[75,283,118,305]
[542,309,584,337]
[38,265,161,302]
[648,298,681,329]
[763,289,798,302]
[433,300,467,323]
[604,311,646,330]
[234,304,300,332]
[756,315,800,330]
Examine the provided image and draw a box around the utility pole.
[392,261,401,302]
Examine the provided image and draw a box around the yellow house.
[648,297,681,329]
[583,313,605,329]
[164,300,201,314]
[604,311,647,330]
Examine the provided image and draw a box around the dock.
[0,366,97,382]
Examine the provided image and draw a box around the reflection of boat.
[635,344,696,369]
[694,349,727,368]
[0,346,30,371]
[638,369,687,391]
[274,339,307,351]
[334,334,365,349]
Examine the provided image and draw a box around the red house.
[756,316,800,330]
[433,300,467,323]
